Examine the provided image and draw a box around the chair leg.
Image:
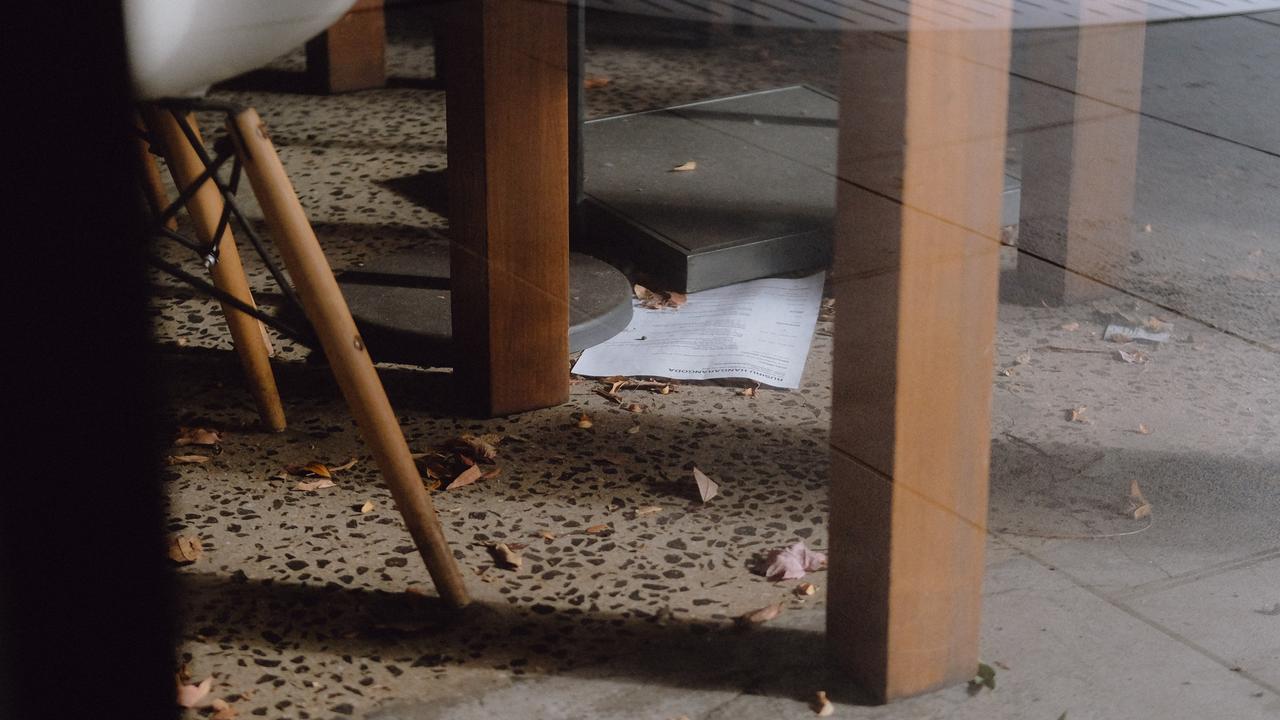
[139,106,287,432]
[225,107,470,609]
[132,114,177,232]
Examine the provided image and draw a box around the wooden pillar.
[1015,13,1146,303]
[827,11,1012,701]
[442,0,571,417]
[306,0,387,93]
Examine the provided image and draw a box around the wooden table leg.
[442,0,570,417]
[227,107,470,608]
[828,13,1013,701]
[140,106,287,433]
[305,0,387,94]
[1015,13,1147,303]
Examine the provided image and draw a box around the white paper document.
[572,273,825,389]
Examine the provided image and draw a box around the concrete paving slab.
[1123,556,1280,689]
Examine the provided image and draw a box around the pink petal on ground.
[764,542,828,581]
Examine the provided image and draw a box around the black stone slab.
[583,85,1021,293]
[331,245,634,367]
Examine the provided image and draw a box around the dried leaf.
[176,676,213,708]
[693,467,719,503]
[585,524,610,534]
[488,542,522,570]
[635,505,662,516]
[329,457,358,472]
[670,161,697,172]
[167,535,203,564]
[285,462,331,478]
[293,478,335,491]
[736,602,783,627]
[764,542,828,581]
[812,690,834,716]
[1136,423,1151,435]
[584,75,611,89]
[538,530,557,542]
[1060,321,1080,331]
[576,413,593,429]
[450,433,499,462]
[740,386,757,397]
[968,663,997,694]
[795,582,817,597]
[174,427,221,447]
[633,284,686,310]
[359,500,375,514]
[1116,348,1149,364]
[1144,316,1170,332]
[447,464,483,490]
[623,402,647,414]
[1068,406,1089,423]
[211,698,238,720]
[1128,479,1153,519]
[626,425,640,434]
[166,454,210,465]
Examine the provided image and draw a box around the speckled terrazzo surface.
[149,6,1280,720]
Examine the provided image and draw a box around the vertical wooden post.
[227,108,470,609]
[139,106,287,433]
[306,0,387,94]
[443,0,571,417]
[1016,14,1146,303]
[828,11,1012,701]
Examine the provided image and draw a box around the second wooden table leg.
[443,0,571,417]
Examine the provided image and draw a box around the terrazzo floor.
[150,5,1280,719]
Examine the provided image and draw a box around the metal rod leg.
[226,107,470,608]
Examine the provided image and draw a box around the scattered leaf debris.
[329,457,358,472]
[538,530,557,542]
[359,500,375,514]
[584,75,610,89]
[765,541,828,581]
[1116,348,1149,364]
[740,384,758,397]
[167,535,203,564]
[812,690,834,716]
[670,160,697,172]
[284,461,332,478]
[210,698,238,719]
[576,413,593,429]
[693,466,719,503]
[585,524,610,534]
[1014,351,1032,366]
[1060,321,1080,331]
[795,582,818,597]
[447,465,483,491]
[633,284,687,310]
[293,478,335,491]
[967,662,996,695]
[1067,406,1090,424]
[488,542,523,570]
[166,454,210,465]
[736,602,783,627]
[174,427,221,447]
[1136,423,1151,435]
[1127,479,1153,520]
[635,505,662,517]
[176,676,213,708]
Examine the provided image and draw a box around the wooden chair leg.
[139,106,287,433]
[132,115,177,232]
[442,0,570,417]
[225,108,470,609]
[828,18,1013,701]
[1015,19,1147,303]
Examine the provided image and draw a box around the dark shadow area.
[379,169,450,215]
